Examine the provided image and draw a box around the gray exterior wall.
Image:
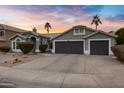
[55,28,94,40]
[85,33,115,51]
[53,27,115,55]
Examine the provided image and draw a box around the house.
[10,31,50,52]
[0,24,49,52]
[52,25,116,55]
[0,24,26,48]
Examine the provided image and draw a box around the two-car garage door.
[55,41,84,54]
[54,40,109,55]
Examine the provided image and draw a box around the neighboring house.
[0,24,49,52]
[0,24,26,47]
[10,32,49,52]
[52,25,116,55]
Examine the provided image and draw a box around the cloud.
[0,5,124,33]
[107,14,124,21]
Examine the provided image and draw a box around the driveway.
[0,54,124,88]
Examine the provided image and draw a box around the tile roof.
[0,24,27,33]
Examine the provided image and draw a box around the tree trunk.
[47,28,49,33]
[96,25,97,30]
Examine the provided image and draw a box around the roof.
[84,30,116,39]
[42,33,61,39]
[22,31,50,39]
[0,24,50,39]
[108,31,116,36]
[52,25,116,40]
[0,24,28,33]
[10,32,50,40]
[9,34,27,40]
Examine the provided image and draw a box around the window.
[73,28,85,35]
[0,30,4,36]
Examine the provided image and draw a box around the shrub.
[18,42,34,54]
[39,44,48,53]
[111,45,124,62]
[0,46,10,52]
[115,28,124,45]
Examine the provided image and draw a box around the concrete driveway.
[0,54,124,88]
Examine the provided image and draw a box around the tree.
[32,27,37,33]
[45,22,52,33]
[115,28,124,45]
[91,15,102,30]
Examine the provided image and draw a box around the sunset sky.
[0,5,124,33]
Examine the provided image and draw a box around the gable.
[87,32,115,39]
[10,34,26,40]
[11,37,24,43]
[54,27,95,40]
[5,30,21,40]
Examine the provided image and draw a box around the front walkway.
[0,54,124,88]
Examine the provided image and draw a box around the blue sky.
[0,5,124,33]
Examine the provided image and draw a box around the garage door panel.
[90,40,109,55]
[55,41,84,54]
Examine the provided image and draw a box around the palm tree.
[91,15,102,30]
[45,22,52,33]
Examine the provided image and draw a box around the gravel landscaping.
[0,52,41,67]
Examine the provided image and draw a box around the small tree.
[115,28,124,45]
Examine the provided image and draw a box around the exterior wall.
[0,29,21,48]
[85,33,113,50]
[85,33,115,55]
[55,28,94,40]
[0,41,11,47]
[53,31,115,55]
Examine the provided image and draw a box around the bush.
[111,45,124,62]
[39,44,48,53]
[115,28,124,45]
[18,42,34,54]
[0,46,10,52]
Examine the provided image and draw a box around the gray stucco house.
[52,25,116,55]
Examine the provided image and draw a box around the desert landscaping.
[0,52,41,67]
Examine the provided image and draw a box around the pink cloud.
[0,6,124,34]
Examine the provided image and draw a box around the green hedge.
[39,44,48,53]
[18,42,34,54]
[0,46,10,52]
[111,45,124,62]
